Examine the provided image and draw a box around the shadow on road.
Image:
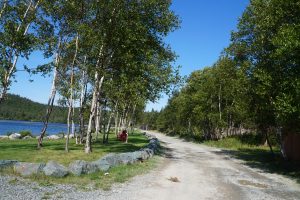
[212,148,300,184]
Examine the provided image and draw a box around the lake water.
[0,120,69,136]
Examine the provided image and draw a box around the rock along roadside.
[0,132,159,177]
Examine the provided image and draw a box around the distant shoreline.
[0,119,68,125]
[0,120,74,136]
[0,94,76,124]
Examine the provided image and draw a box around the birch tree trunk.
[122,108,129,129]
[104,112,113,143]
[72,100,76,140]
[78,58,87,144]
[218,84,222,121]
[95,103,102,141]
[115,111,119,136]
[66,34,79,152]
[277,127,287,160]
[127,104,136,134]
[85,74,104,153]
[95,101,100,136]
[0,0,8,19]
[66,100,72,151]
[84,44,104,153]
[188,119,191,134]
[85,72,100,153]
[265,128,274,155]
[37,39,61,149]
[103,102,117,144]
[117,114,122,133]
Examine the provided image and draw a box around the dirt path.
[1,131,299,200]
[122,131,300,200]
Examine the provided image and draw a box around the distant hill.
[0,94,73,123]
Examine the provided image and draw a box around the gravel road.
[1,131,299,200]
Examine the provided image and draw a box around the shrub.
[19,130,33,138]
[238,133,263,146]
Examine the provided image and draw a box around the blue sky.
[10,0,249,110]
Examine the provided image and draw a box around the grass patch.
[0,131,160,190]
[203,136,300,184]
[203,137,273,151]
[0,131,148,165]
[8,177,18,185]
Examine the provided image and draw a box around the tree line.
[141,0,300,157]
[0,94,74,123]
[0,0,180,153]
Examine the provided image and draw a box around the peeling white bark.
[85,73,104,153]
[0,0,8,19]
[115,111,119,136]
[66,34,79,152]
[38,38,61,148]
[79,64,87,144]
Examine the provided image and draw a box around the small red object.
[117,130,128,142]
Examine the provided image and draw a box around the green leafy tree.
[229,0,300,153]
[0,0,53,103]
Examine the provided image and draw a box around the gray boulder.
[132,150,151,160]
[91,153,123,172]
[147,138,160,152]
[91,159,110,172]
[92,152,139,171]
[85,162,99,174]
[9,133,21,140]
[22,136,32,140]
[0,160,18,169]
[47,135,61,140]
[68,160,99,176]
[43,161,68,177]
[68,160,88,176]
[118,152,137,164]
[14,162,45,176]
[140,150,150,160]
[64,134,75,139]
[99,153,122,167]
[131,151,144,161]
[143,148,154,158]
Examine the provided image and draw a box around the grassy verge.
[0,131,161,190]
[203,136,300,184]
[0,131,148,165]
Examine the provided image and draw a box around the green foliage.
[0,0,54,100]
[229,0,300,133]
[151,56,252,140]
[0,94,77,123]
[138,109,160,130]
[19,130,32,138]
